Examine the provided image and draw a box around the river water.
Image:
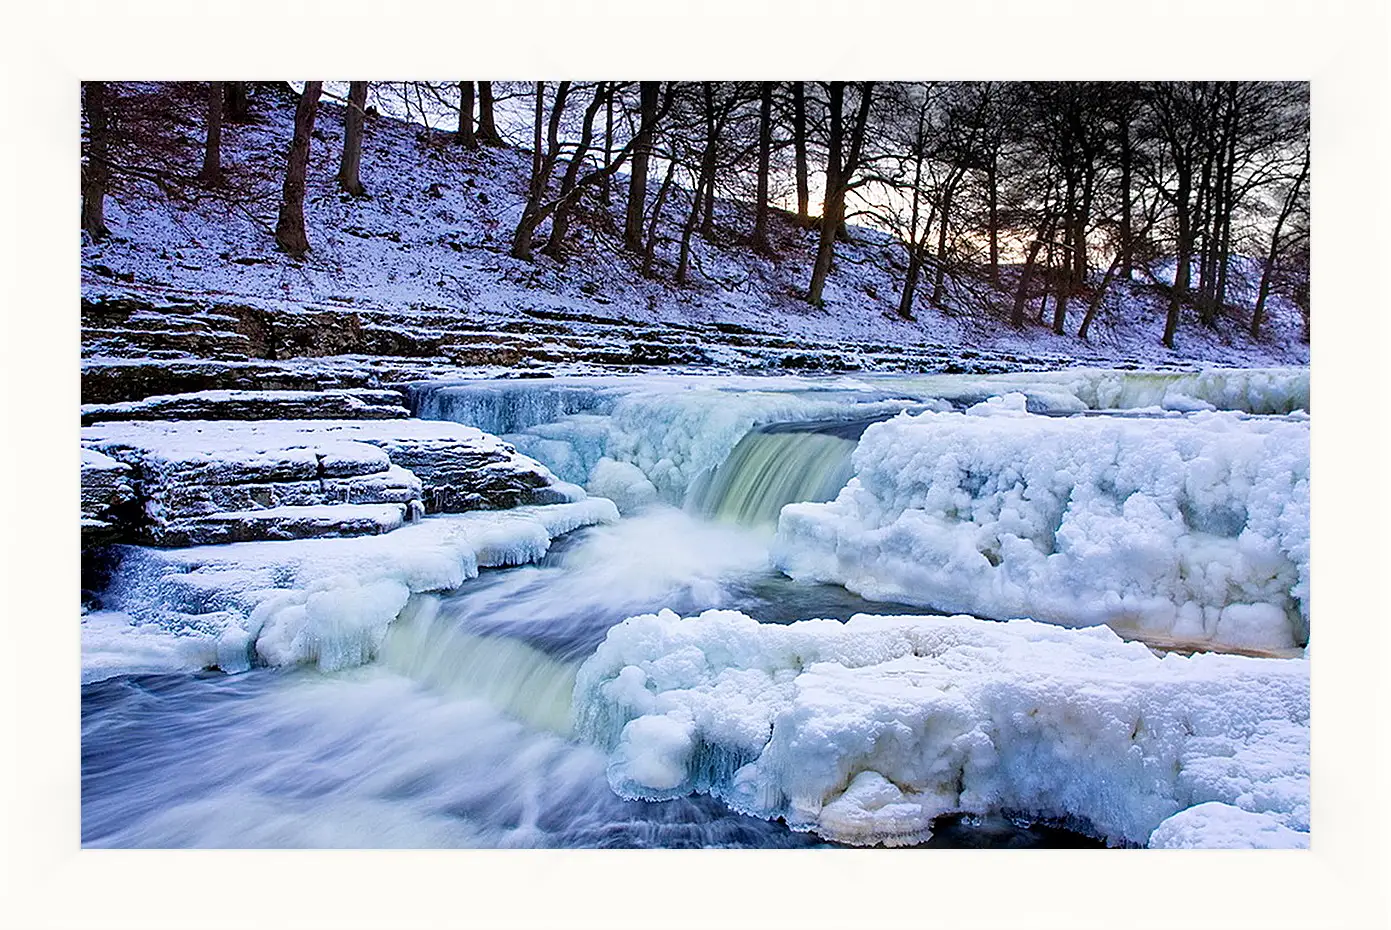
[82,369,1307,848]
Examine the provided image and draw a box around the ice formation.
[83,499,618,682]
[572,609,1309,848]
[773,399,1310,651]
[411,370,1308,525]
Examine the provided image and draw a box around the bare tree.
[624,82,660,252]
[807,81,876,306]
[224,82,251,122]
[476,81,503,145]
[199,81,224,184]
[274,81,323,256]
[792,81,811,222]
[512,82,663,262]
[456,81,477,149]
[337,81,369,197]
[1251,145,1309,338]
[81,81,111,240]
[752,81,773,253]
[544,83,611,258]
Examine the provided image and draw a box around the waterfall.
[690,419,882,527]
[378,595,581,735]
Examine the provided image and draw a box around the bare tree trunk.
[456,81,477,149]
[1078,250,1123,342]
[642,158,678,277]
[806,82,844,306]
[678,88,720,286]
[81,81,111,240]
[1194,135,1217,326]
[699,83,718,238]
[898,247,924,320]
[274,81,323,256]
[544,83,607,259]
[986,156,999,286]
[224,81,251,122]
[792,81,810,223]
[752,81,772,253]
[337,81,368,197]
[476,81,503,145]
[200,81,223,184]
[1163,185,1192,349]
[512,81,563,261]
[1011,232,1049,329]
[1119,111,1133,279]
[1214,85,1239,314]
[601,89,614,204]
[624,81,659,251]
[676,174,710,286]
[1252,150,1308,338]
[931,176,957,307]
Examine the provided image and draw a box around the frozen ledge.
[82,499,619,682]
[572,609,1308,848]
[773,402,1310,652]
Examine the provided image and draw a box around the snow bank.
[85,499,618,681]
[572,609,1309,848]
[773,402,1310,651]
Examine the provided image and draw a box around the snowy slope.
[82,82,1309,370]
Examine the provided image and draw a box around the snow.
[84,499,619,681]
[82,415,525,460]
[572,609,1309,848]
[1147,801,1310,849]
[772,404,1310,651]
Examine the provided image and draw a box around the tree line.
[81,81,1309,346]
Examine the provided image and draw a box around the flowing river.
[81,369,1310,848]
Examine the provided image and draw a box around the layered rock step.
[81,418,578,547]
[81,448,139,546]
[80,296,1102,404]
[81,388,410,425]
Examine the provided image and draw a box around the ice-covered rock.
[81,388,410,424]
[81,417,576,545]
[1147,801,1310,849]
[84,499,620,681]
[572,609,1309,848]
[773,405,1310,651]
[81,448,138,545]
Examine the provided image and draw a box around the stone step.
[81,388,410,425]
[155,503,411,547]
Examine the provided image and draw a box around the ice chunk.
[573,609,1308,847]
[773,407,1309,651]
[86,499,619,680]
[1148,801,1309,849]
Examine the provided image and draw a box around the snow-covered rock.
[1147,801,1309,849]
[572,609,1309,848]
[81,447,138,545]
[80,388,410,424]
[84,499,620,681]
[81,417,579,545]
[773,404,1310,651]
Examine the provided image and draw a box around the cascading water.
[83,370,1309,848]
[688,420,867,526]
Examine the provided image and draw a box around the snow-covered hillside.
[82,82,1308,370]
